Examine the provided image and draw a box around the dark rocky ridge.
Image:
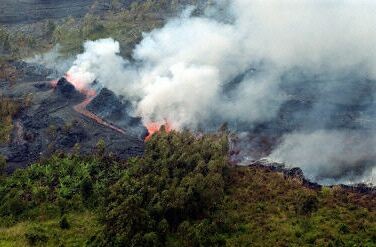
[87,87,148,138]
[55,77,84,100]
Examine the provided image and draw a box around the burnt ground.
[0,61,146,172]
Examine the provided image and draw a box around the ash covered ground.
[0,61,146,172]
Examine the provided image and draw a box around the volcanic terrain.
[0,61,146,172]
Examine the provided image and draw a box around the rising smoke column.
[66,0,376,184]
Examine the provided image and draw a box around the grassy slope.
[223,167,375,246]
[0,161,374,246]
[0,212,99,247]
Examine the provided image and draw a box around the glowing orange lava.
[145,121,173,141]
[64,72,96,98]
[50,79,58,87]
[51,73,126,135]
[65,72,87,91]
[73,96,126,135]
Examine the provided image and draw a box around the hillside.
[0,130,375,246]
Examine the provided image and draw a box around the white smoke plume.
[65,0,376,184]
[25,44,74,77]
[269,130,376,184]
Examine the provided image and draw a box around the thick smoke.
[269,130,376,185]
[66,0,376,184]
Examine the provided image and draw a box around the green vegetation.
[50,0,192,56]
[223,167,375,246]
[0,129,375,246]
[0,212,99,246]
[92,128,229,246]
[0,25,38,59]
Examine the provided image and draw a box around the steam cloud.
[65,0,376,184]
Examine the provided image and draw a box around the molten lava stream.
[51,76,126,135]
[73,97,126,135]
[145,121,172,141]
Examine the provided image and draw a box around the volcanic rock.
[56,122,87,148]
[12,61,55,81]
[55,77,84,100]
[87,87,148,138]
[87,88,125,119]
[33,82,52,91]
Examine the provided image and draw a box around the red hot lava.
[52,74,173,139]
[51,74,126,135]
[65,72,96,98]
[50,79,58,87]
[73,96,126,135]
[145,121,173,141]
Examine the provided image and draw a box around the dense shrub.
[296,193,319,215]
[59,214,70,229]
[0,154,126,222]
[94,129,229,246]
[25,225,49,246]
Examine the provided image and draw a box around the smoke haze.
[64,0,376,184]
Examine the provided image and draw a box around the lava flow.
[145,121,173,141]
[73,96,126,135]
[52,75,126,135]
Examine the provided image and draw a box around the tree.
[95,138,106,157]
[97,131,228,246]
[80,177,93,202]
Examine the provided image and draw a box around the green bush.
[339,223,350,234]
[25,225,48,246]
[81,177,93,202]
[59,214,70,229]
[0,153,125,223]
[296,194,319,215]
[97,129,228,246]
